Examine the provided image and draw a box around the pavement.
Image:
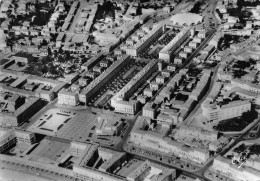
[0,167,53,181]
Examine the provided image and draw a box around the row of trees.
[215,111,257,132]
[234,143,260,156]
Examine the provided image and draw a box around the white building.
[129,116,210,164]
[15,129,35,148]
[202,100,251,121]
[0,128,15,153]
[58,88,79,106]
[95,115,123,136]
[125,23,166,57]
[212,156,260,181]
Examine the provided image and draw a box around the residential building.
[129,116,210,164]
[111,60,158,115]
[125,22,166,57]
[176,125,219,141]
[80,55,131,103]
[212,156,260,181]
[159,27,190,61]
[58,88,79,106]
[202,100,251,121]
[126,160,176,181]
[0,97,45,127]
[0,128,15,153]
[15,129,35,149]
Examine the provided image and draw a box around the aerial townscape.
[1,0,260,181]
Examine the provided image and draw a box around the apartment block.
[201,100,251,121]
[159,27,190,62]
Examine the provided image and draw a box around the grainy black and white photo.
[0,0,260,180]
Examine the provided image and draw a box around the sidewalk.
[0,167,52,181]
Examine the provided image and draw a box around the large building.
[15,129,35,149]
[212,156,260,181]
[126,160,176,181]
[81,53,104,71]
[125,22,166,57]
[189,70,211,101]
[79,55,131,103]
[58,88,79,106]
[0,128,15,153]
[177,125,219,142]
[201,100,251,121]
[0,71,66,102]
[95,115,123,136]
[72,142,126,181]
[129,116,210,164]
[231,78,260,94]
[71,141,176,181]
[111,60,158,115]
[159,27,190,61]
[0,97,45,127]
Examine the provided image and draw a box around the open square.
[27,108,76,136]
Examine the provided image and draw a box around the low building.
[197,31,206,39]
[12,53,33,64]
[174,57,184,64]
[126,160,176,181]
[95,115,123,136]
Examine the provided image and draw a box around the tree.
[58,55,65,62]
[49,65,58,75]
[41,65,48,74]
[42,56,51,64]
[58,47,63,54]
[41,39,48,46]
[47,47,52,56]
[217,37,224,50]
[233,144,247,154]
[249,144,260,155]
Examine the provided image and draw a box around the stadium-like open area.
[27,108,76,136]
